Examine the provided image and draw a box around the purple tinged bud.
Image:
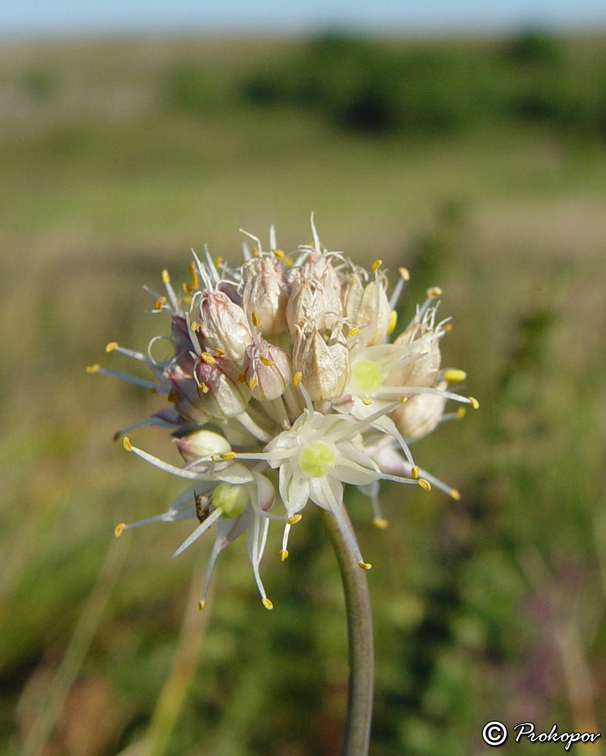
[243,338,292,401]
[195,355,251,418]
[174,429,232,462]
[197,290,252,363]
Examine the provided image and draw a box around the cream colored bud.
[174,429,231,462]
[241,257,288,335]
[342,271,390,346]
[243,340,293,401]
[286,271,343,337]
[387,318,441,388]
[195,355,251,418]
[292,325,350,402]
[198,291,252,363]
[391,385,447,440]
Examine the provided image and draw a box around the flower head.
[92,219,477,608]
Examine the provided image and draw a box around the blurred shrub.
[164,63,214,115]
[241,30,606,142]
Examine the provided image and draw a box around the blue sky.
[2,0,606,36]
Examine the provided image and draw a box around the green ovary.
[350,359,383,395]
[298,441,337,478]
[213,482,249,518]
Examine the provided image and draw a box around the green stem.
[321,508,374,756]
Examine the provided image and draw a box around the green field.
[1,31,606,756]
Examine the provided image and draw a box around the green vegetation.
[1,29,606,756]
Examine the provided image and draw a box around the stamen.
[359,561,372,570]
[280,549,289,561]
[443,369,467,383]
[262,598,274,610]
[259,356,274,367]
[427,286,442,298]
[251,311,260,327]
[456,407,467,419]
[371,259,382,272]
[106,341,118,352]
[418,479,432,491]
[287,514,302,525]
[115,523,125,536]
[347,326,360,338]
[373,518,389,529]
[201,352,216,364]
[198,601,206,611]
[387,311,397,334]
[293,372,302,387]
[172,507,223,557]
[468,396,480,409]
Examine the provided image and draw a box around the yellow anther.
[182,282,192,294]
[418,478,432,492]
[262,598,274,610]
[114,523,125,537]
[201,352,216,364]
[105,341,118,352]
[259,356,274,367]
[122,436,132,452]
[359,561,372,571]
[442,323,453,333]
[427,286,442,298]
[273,248,285,259]
[215,348,225,356]
[214,257,223,267]
[287,514,302,525]
[399,395,408,403]
[211,454,220,461]
[449,488,461,501]
[248,376,258,390]
[280,549,289,561]
[361,398,372,406]
[443,369,467,383]
[387,310,397,334]
[347,326,360,338]
[411,466,419,479]
[199,382,209,393]
[371,259,382,273]
[251,311,260,327]
[220,452,236,460]
[456,407,467,420]
[161,269,170,284]
[399,267,410,281]
[373,517,389,529]
[198,600,206,611]
[237,373,246,383]
[293,372,302,387]
[191,321,200,331]
[468,396,480,410]
[86,364,100,373]
[155,296,166,310]
[251,248,260,257]
[283,256,294,267]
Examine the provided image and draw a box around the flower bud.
[292,325,350,402]
[241,257,288,335]
[195,355,251,418]
[168,366,212,425]
[342,270,390,346]
[386,317,441,388]
[286,269,342,337]
[391,386,447,441]
[197,290,252,363]
[243,339,293,401]
[212,482,249,519]
[174,429,232,463]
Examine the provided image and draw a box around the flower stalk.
[321,507,373,756]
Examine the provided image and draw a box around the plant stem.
[320,508,374,756]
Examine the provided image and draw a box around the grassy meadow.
[1,30,606,755]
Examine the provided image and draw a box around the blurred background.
[2,1,606,754]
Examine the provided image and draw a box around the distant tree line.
[234,30,606,139]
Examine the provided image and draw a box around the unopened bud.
[212,482,249,519]
[241,257,288,335]
[391,386,447,441]
[342,270,391,345]
[174,429,232,462]
[243,339,293,401]
[169,366,213,424]
[387,318,441,387]
[195,355,251,418]
[292,325,350,402]
[286,268,343,337]
[197,291,252,363]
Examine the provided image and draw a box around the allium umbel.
[90,220,478,610]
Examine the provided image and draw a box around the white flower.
[91,218,478,609]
